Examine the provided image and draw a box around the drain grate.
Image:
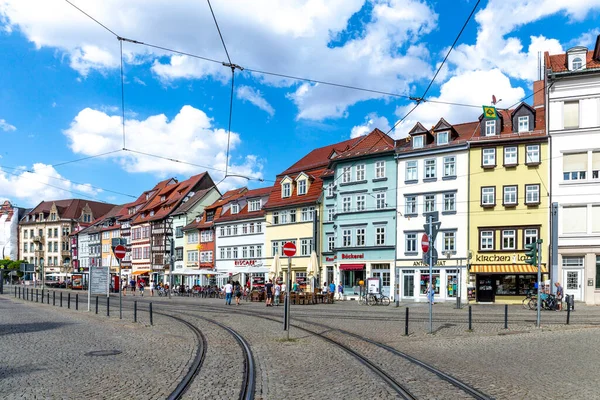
[85,350,122,357]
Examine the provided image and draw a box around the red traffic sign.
[421,234,429,253]
[282,241,297,257]
[113,245,127,260]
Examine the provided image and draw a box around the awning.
[131,270,151,275]
[339,264,366,271]
[470,264,548,274]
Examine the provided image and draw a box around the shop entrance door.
[476,275,495,302]
[402,271,415,298]
[563,269,583,301]
[342,270,365,296]
[372,271,390,297]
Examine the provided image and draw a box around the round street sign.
[113,245,127,260]
[282,242,297,257]
[421,234,429,253]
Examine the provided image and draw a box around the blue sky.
[0,0,599,207]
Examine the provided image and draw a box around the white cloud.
[133,76,146,86]
[0,119,16,132]
[0,163,102,207]
[393,69,525,138]
[0,0,437,120]
[236,85,274,116]
[568,27,600,48]
[350,113,391,138]
[62,105,264,187]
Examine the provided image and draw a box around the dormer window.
[161,195,166,201]
[572,57,583,71]
[297,180,307,195]
[150,211,155,217]
[248,199,261,212]
[413,135,424,149]
[282,183,291,198]
[518,116,529,133]
[231,204,239,214]
[437,132,448,145]
[485,120,496,136]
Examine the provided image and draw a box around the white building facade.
[396,119,471,303]
[0,201,23,261]
[546,39,600,303]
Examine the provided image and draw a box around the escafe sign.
[235,260,259,266]
[342,253,364,259]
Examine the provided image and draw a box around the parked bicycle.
[359,292,390,306]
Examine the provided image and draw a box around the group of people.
[321,281,344,300]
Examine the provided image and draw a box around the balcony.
[33,236,44,243]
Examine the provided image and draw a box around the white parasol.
[270,253,281,279]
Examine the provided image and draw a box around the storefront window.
[342,270,364,295]
[446,270,458,297]
[403,270,414,297]
[420,269,440,295]
[496,275,517,295]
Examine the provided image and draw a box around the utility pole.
[423,211,439,335]
[551,203,558,292]
[169,238,174,299]
[537,240,543,328]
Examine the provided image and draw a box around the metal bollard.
[47,292,50,304]
[567,306,571,325]
[36,289,39,303]
[60,292,63,307]
[504,304,508,329]
[134,301,137,323]
[107,297,110,317]
[468,305,472,331]
[68,293,71,309]
[18,287,21,298]
[404,307,409,336]
[95,296,99,314]
[53,291,56,306]
[76,294,79,310]
[149,302,153,326]
[14,287,16,297]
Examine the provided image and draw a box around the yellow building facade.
[468,112,549,302]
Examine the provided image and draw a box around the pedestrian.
[265,279,274,306]
[555,281,564,311]
[122,279,127,296]
[234,281,242,306]
[274,281,281,306]
[322,282,328,294]
[337,281,344,300]
[149,280,155,297]
[427,283,435,305]
[329,281,336,295]
[224,280,233,305]
[139,280,145,297]
[281,281,287,294]
[129,278,136,296]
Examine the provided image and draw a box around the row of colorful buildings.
[9,41,600,304]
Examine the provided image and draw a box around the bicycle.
[522,291,536,309]
[367,293,390,306]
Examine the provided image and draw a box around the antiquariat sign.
[475,254,529,263]
[413,260,447,267]
[341,253,364,259]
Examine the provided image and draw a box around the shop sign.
[413,260,447,267]
[252,276,265,286]
[235,260,258,266]
[296,276,306,284]
[342,253,364,259]
[475,254,527,263]
[325,256,336,262]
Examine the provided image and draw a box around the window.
[297,180,307,195]
[249,246,256,258]
[376,192,386,209]
[405,161,417,181]
[375,227,386,245]
[226,225,232,236]
[518,116,529,132]
[424,159,436,179]
[405,233,417,253]
[481,187,495,206]
[405,196,417,215]
[231,204,239,214]
[242,246,248,258]
[187,232,199,244]
[443,232,456,253]
[142,247,150,259]
[327,207,334,222]
[375,161,386,179]
[524,229,538,246]
[343,229,352,247]
[503,186,517,206]
[54,242,58,252]
[289,209,296,223]
[443,156,455,177]
[249,199,261,212]
[563,152,587,180]
[572,57,583,71]
[233,247,238,259]
[175,226,183,238]
[355,164,365,181]
[301,207,315,221]
[327,235,335,252]
[272,211,279,225]
[437,131,448,145]
[48,228,52,237]
[102,231,109,239]
[249,223,256,233]
[424,194,435,213]
[525,185,540,205]
[480,231,494,250]
[502,230,516,250]
[219,226,225,237]
[200,230,213,242]
[232,225,238,235]
[342,166,351,183]
[175,247,183,261]
[327,183,334,197]
[564,101,579,129]
[504,147,517,165]
[185,250,198,263]
[482,148,496,167]
[355,228,365,246]
[280,210,289,224]
[54,228,58,237]
[593,152,600,179]
[562,206,587,234]
[485,120,496,136]
[443,193,455,212]
[525,145,540,164]
[282,182,291,197]
[272,241,279,257]
[356,195,366,211]
[301,239,312,256]
[257,245,262,258]
[220,248,225,259]
[413,135,423,149]
[342,197,351,212]
[24,230,28,239]
[226,247,232,259]
[200,251,213,263]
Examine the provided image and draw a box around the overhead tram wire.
[49,149,124,168]
[120,39,126,148]
[64,0,119,37]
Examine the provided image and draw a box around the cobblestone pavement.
[4,288,600,399]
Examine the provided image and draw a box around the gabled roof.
[510,102,536,118]
[183,187,248,230]
[23,199,116,222]
[408,122,429,135]
[214,187,272,223]
[329,128,395,161]
[397,120,478,153]
[545,49,600,73]
[171,186,216,216]
[264,168,326,210]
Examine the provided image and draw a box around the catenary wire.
[206,0,232,65]
[49,149,124,168]
[64,0,119,37]
[119,39,126,148]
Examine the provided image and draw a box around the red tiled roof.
[264,169,326,210]
[331,128,395,161]
[280,137,362,176]
[183,187,248,230]
[397,121,478,153]
[214,186,272,223]
[23,199,117,223]
[546,50,600,73]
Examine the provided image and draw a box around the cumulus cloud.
[236,85,274,116]
[0,164,102,207]
[62,105,264,188]
[0,119,16,132]
[350,113,391,138]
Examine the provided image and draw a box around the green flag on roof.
[482,105,498,119]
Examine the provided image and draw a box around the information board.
[90,267,109,295]
[367,277,381,294]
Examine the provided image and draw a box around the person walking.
[555,281,564,311]
[149,280,155,297]
[234,281,242,306]
[337,282,344,300]
[129,278,136,296]
[427,283,435,305]
[224,281,233,305]
[139,280,145,297]
[274,281,281,306]
[265,279,274,307]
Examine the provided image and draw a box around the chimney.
[533,80,545,108]
[594,34,600,61]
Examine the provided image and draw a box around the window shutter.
[562,206,587,233]
[563,153,587,172]
[592,152,600,171]
[592,206,600,233]
[563,101,579,128]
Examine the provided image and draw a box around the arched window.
[572,57,583,71]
